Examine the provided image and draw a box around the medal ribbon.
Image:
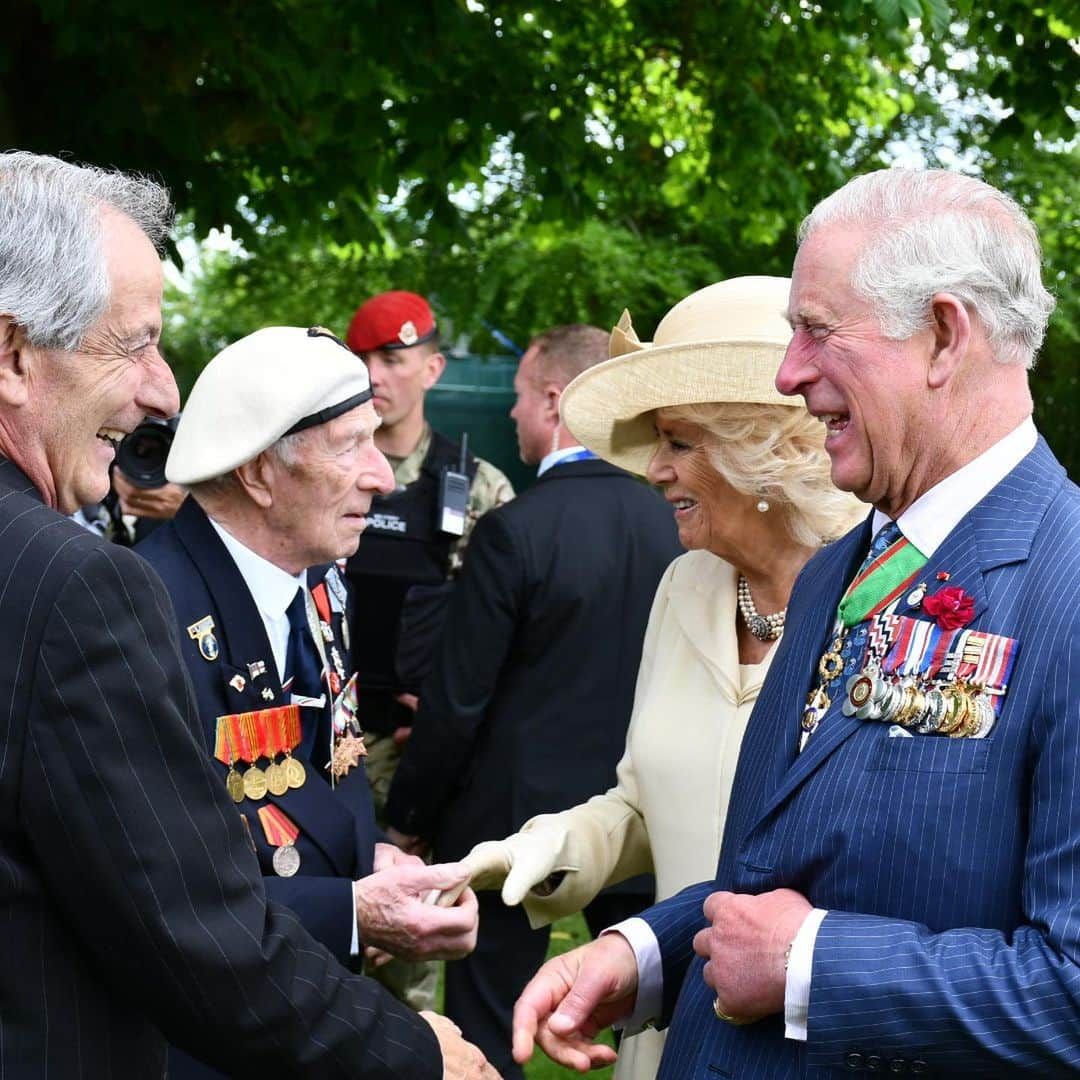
[257,804,299,848]
[214,706,302,766]
[837,536,928,628]
[311,581,332,627]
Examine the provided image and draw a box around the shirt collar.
[207,517,306,620]
[873,417,1037,557]
[537,444,588,477]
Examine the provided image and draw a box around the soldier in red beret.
[344,290,514,1010]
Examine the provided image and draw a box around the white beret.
[166,326,372,485]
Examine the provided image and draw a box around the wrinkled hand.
[512,935,637,1071]
[354,862,478,961]
[420,1012,501,1079]
[113,469,187,520]
[463,820,576,906]
[693,888,812,1024]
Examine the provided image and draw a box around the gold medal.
[818,649,845,682]
[284,755,307,789]
[226,768,245,803]
[243,765,268,800]
[894,684,926,728]
[274,709,307,788]
[222,723,245,803]
[265,760,288,797]
[937,686,965,735]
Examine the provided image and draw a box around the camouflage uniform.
[363,424,513,1009]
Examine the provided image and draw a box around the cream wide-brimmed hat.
[560,276,796,475]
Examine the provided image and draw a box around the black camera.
[116,414,180,489]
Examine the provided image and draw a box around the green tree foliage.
[4,0,1074,466]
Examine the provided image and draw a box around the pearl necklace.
[737,575,786,641]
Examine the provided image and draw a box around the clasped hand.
[354,852,478,961]
[693,887,812,1024]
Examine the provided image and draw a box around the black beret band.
[283,388,374,436]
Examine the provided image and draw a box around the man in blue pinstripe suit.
[513,169,1080,1077]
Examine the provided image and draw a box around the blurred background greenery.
[4,0,1072,473]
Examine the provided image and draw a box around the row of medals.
[225,751,307,803]
[842,670,995,737]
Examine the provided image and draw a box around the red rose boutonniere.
[922,585,975,631]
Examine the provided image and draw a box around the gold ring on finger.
[713,997,743,1024]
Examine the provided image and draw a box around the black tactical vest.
[345,430,478,706]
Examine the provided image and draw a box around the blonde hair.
[659,402,864,548]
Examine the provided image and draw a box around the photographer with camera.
[113,413,186,537]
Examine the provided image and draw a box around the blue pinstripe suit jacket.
[643,437,1080,1077]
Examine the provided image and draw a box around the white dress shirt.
[615,418,1039,1039]
[208,517,307,682]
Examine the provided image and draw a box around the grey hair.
[186,429,311,498]
[659,402,865,549]
[0,150,173,352]
[798,168,1055,369]
[268,429,309,467]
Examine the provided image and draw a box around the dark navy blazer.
[644,438,1080,1078]
[138,497,379,962]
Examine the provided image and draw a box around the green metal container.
[426,353,534,494]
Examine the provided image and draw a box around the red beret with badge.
[345,290,438,353]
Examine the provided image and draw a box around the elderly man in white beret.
[138,325,485,1080]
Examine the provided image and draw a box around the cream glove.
[461,818,580,907]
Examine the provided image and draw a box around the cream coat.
[521,548,777,1080]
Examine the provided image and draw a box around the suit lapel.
[743,521,871,826]
[173,499,284,709]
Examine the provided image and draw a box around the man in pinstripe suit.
[513,169,1080,1077]
[0,151,495,1078]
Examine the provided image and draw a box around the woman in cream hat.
[463,276,862,1079]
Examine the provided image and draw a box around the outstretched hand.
[512,934,639,1072]
[462,820,577,905]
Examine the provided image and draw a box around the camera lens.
[116,416,179,489]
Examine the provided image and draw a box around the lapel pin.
[186,616,219,662]
[229,674,246,692]
[247,660,267,679]
[906,582,927,609]
[261,687,275,702]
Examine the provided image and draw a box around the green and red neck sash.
[837,535,927,629]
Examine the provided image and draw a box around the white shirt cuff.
[784,907,827,1040]
[602,918,660,1034]
[350,881,360,956]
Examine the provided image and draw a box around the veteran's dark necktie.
[283,588,331,772]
